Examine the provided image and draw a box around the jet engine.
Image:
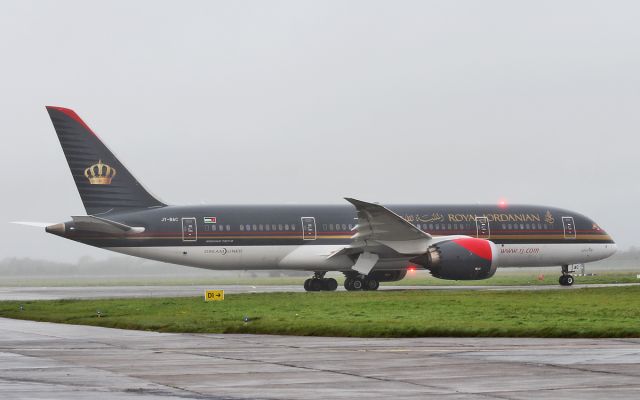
[411,237,498,280]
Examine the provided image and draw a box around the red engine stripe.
[452,238,492,261]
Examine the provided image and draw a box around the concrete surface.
[0,317,639,399]
[1,283,639,301]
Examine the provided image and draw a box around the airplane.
[19,106,617,291]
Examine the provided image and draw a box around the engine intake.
[412,237,497,280]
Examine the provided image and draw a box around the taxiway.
[0,317,639,399]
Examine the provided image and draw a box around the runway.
[0,283,639,301]
[0,317,639,399]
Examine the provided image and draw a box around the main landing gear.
[559,264,574,286]
[304,272,338,292]
[343,272,379,291]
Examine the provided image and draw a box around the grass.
[1,286,639,338]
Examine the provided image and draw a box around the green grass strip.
[1,286,639,338]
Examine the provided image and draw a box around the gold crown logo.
[84,160,116,185]
[544,210,555,225]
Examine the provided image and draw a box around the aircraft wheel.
[344,278,354,291]
[363,278,379,291]
[309,279,323,291]
[324,278,338,291]
[351,278,364,291]
[565,275,574,286]
[304,279,312,291]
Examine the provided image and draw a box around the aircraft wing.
[335,198,433,274]
[71,216,145,235]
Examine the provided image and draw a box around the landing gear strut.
[559,264,574,286]
[343,272,380,291]
[304,272,338,292]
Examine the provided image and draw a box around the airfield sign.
[205,290,224,301]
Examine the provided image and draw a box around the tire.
[324,278,338,291]
[304,279,312,291]
[309,279,323,291]
[364,278,379,291]
[565,275,574,286]
[344,278,354,291]
[351,278,363,290]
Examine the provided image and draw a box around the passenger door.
[301,217,317,240]
[182,217,197,242]
[562,216,576,239]
[475,217,490,239]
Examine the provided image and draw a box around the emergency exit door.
[182,218,197,242]
[301,217,317,240]
[476,217,490,239]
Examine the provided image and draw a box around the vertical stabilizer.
[46,106,166,215]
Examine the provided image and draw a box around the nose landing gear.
[303,272,338,292]
[559,264,574,286]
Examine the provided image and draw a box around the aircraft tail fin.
[46,106,166,215]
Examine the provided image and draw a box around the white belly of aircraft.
[495,243,616,267]
[107,242,616,271]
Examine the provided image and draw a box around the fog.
[1,1,638,262]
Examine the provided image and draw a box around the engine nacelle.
[368,270,407,282]
[412,237,498,280]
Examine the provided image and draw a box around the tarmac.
[1,284,639,399]
[1,317,639,399]
[1,282,639,301]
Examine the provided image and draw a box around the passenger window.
[525,223,530,230]
[259,224,264,231]
[211,225,216,231]
[265,224,270,231]
[291,224,296,231]
[285,224,290,231]
[329,224,334,230]
[240,225,245,231]
[429,224,434,230]
[278,224,283,231]
[341,224,347,230]
[323,224,327,230]
[447,224,452,230]
[252,224,257,231]
[348,224,353,230]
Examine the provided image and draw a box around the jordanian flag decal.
[203,217,217,224]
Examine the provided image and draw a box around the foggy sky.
[1,1,639,261]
